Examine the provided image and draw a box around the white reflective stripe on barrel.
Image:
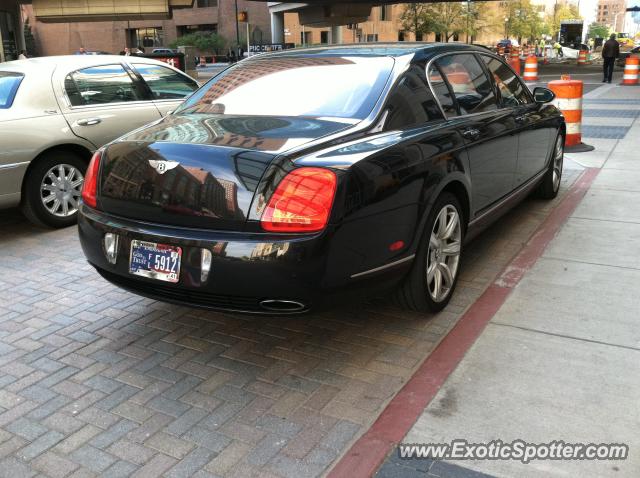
[623,74,639,80]
[552,97,582,111]
[566,122,581,135]
[624,64,639,70]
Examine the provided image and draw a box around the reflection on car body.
[77,43,565,315]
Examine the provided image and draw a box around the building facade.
[0,0,25,61]
[281,3,505,48]
[25,0,271,56]
[596,0,628,32]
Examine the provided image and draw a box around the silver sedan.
[0,55,199,227]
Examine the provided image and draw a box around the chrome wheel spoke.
[40,164,83,218]
[43,194,56,204]
[427,260,437,282]
[439,262,454,288]
[441,241,460,257]
[442,212,458,240]
[436,209,447,239]
[41,184,56,193]
[432,267,442,299]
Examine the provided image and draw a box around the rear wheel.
[21,151,86,228]
[397,192,464,313]
[538,134,564,200]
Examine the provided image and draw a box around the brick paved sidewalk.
[0,164,580,478]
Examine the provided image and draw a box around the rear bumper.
[78,206,411,314]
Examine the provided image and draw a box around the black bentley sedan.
[78,43,564,314]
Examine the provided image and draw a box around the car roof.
[0,55,177,73]
[265,42,489,60]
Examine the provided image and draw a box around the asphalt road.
[532,62,623,95]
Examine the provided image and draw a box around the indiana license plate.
[129,240,181,283]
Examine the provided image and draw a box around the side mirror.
[533,87,555,104]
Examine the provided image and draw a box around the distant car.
[77,43,564,315]
[617,46,640,67]
[496,39,520,50]
[85,50,111,55]
[152,48,176,55]
[0,55,199,227]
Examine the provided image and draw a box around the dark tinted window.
[427,64,456,117]
[65,64,144,106]
[0,72,23,109]
[384,65,443,130]
[133,63,198,100]
[481,55,530,107]
[436,54,498,115]
[176,56,394,120]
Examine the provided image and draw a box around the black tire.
[396,192,465,313]
[537,133,564,200]
[21,151,87,228]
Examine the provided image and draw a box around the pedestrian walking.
[602,33,619,83]
[18,50,27,60]
[75,46,87,55]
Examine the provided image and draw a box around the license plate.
[129,240,181,283]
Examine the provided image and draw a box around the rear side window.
[0,72,24,109]
[132,64,198,100]
[384,65,443,130]
[65,64,145,106]
[435,54,498,115]
[481,55,530,107]
[427,65,456,117]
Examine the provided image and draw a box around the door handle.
[462,128,480,140]
[76,118,102,126]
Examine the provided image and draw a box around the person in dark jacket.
[602,34,620,83]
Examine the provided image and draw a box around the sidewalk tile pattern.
[0,170,579,477]
[581,125,629,139]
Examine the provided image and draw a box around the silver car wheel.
[552,136,564,192]
[40,164,84,218]
[427,205,462,303]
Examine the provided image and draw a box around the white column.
[271,11,285,44]
[331,25,343,44]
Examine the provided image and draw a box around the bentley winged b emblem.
[149,160,180,174]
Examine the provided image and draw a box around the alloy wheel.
[427,204,462,303]
[552,136,564,192]
[40,164,84,218]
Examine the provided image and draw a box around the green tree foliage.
[462,2,502,43]
[401,2,467,42]
[503,0,546,42]
[400,3,432,39]
[545,4,581,38]
[588,22,610,39]
[170,32,226,54]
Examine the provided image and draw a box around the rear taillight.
[81,150,102,209]
[261,167,337,233]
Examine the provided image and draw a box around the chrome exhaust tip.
[259,300,307,313]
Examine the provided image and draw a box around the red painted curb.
[327,167,600,478]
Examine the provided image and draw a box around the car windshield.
[177,56,394,120]
[0,72,24,109]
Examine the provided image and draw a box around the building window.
[321,31,329,44]
[398,31,405,42]
[128,28,164,48]
[196,0,217,7]
[300,31,312,45]
[416,32,423,41]
[453,33,459,42]
[0,10,18,61]
[366,34,379,42]
[380,5,392,21]
[177,24,217,36]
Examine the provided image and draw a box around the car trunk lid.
[97,113,353,230]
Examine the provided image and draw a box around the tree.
[545,4,581,39]
[423,3,467,42]
[170,31,226,54]
[400,3,432,40]
[588,22,610,39]
[462,2,502,44]
[503,0,545,43]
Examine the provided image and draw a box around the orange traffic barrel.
[509,47,521,74]
[548,79,583,147]
[622,55,639,85]
[523,55,538,82]
[577,49,587,66]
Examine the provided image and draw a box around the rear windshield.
[177,56,394,120]
[0,72,24,109]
